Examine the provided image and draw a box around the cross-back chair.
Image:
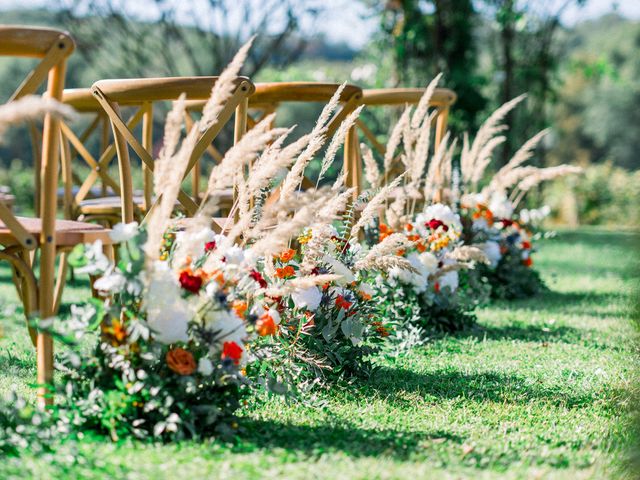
[89,76,255,225]
[0,26,112,405]
[184,82,364,204]
[59,88,116,222]
[357,87,457,185]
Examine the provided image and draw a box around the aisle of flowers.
[0,41,581,451]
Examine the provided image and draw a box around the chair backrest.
[358,87,457,204]
[0,26,74,250]
[59,88,112,220]
[359,87,457,167]
[184,82,364,200]
[90,76,255,223]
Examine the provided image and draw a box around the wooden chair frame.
[0,26,112,406]
[59,88,116,222]
[357,87,457,186]
[90,76,255,224]
[184,82,364,203]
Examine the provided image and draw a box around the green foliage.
[372,0,487,132]
[0,228,637,477]
[478,251,547,300]
[544,163,640,227]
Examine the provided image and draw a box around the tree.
[481,0,586,166]
[368,0,487,132]
[55,0,323,82]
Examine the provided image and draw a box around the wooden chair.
[359,88,455,178]
[184,82,364,201]
[0,26,112,405]
[88,76,255,224]
[357,87,456,204]
[59,88,117,223]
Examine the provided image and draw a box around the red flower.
[521,241,531,250]
[179,270,203,294]
[501,219,513,227]
[426,219,449,232]
[434,282,441,293]
[335,295,352,310]
[221,341,243,365]
[522,257,533,267]
[204,240,217,252]
[249,269,268,288]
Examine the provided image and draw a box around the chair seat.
[78,195,144,215]
[58,185,117,199]
[0,217,112,247]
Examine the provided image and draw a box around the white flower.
[93,268,126,293]
[110,222,138,243]
[489,192,513,219]
[389,253,429,294]
[175,227,215,259]
[357,283,374,299]
[265,308,281,325]
[291,286,322,311]
[439,270,459,293]
[323,255,356,285]
[197,358,213,376]
[75,240,110,275]
[224,245,246,265]
[418,252,439,275]
[350,63,377,82]
[145,268,191,344]
[418,203,462,231]
[472,218,490,232]
[205,308,246,345]
[480,241,502,268]
[460,192,487,209]
[519,205,551,225]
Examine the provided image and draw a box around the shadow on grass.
[360,367,599,409]
[234,419,462,459]
[486,289,630,320]
[464,322,585,344]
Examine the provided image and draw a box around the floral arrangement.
[61,225,255,441]
[460,192,549,299]
[0,45,586,455]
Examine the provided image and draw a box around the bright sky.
[1,0,638,48]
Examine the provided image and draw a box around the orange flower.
[232,300,248,318]
[166,348,196,375]
[416,242,426,253]
[396,249,406,256]
[379,223,394,242]
[256,313,278,336]
[212,270,225,285]
[405,223,413,232]
[275,265,295,279]
[407,234,420,242]
[102,318,127,346]
[279,248,296,263]
[372,321,390,337]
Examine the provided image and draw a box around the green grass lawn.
[0,227,638,479]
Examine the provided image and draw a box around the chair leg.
[52,248,71,314]
[0,248,39,347]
